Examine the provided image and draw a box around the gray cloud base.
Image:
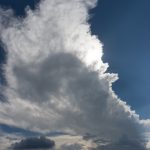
[11,136,55,149]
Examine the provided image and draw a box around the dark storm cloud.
[94,138,146,150]
[11,136,55,149]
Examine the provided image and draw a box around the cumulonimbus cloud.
[0,0,150,149]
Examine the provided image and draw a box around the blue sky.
[91,0,150,119]
[0,0,39,15]
[0,0,150,118]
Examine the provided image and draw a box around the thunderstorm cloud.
[0,0,150,149]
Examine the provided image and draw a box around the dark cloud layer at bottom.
[11,136,55,150]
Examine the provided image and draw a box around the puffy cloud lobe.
[0,0,149,149]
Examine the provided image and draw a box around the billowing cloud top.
[0,0,150,149]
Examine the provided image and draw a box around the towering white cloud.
[0,0,149,149]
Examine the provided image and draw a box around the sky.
[0,0,150,150]
[90,0,150,119]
